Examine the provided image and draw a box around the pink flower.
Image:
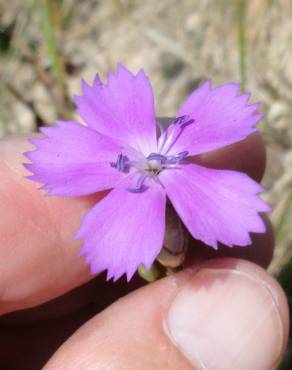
[24,64,270,281]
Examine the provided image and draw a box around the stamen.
[127,174,148,193]
[157,126,168,153]
[157,116,190,153]
[162,166,181,170]
[110,153,129,172]
[162,116,194,155]
[153,176,165,188]
[158,115,193,155]
[137,175,147,188]
[175,151,189,159]
[147,153,167,162]
[166,151,189,164]
[172,115,190,125]
[111,124,191,193]
[156,120,165,138]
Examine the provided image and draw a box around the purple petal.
[167,81,263,156]
[74,64,157,155]
[77,179,166,281]
[24,121,128,196]
[160,163,270,249]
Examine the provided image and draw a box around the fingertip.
[44,259,289,370]
[192,132,266,182]
[166,258,289,370]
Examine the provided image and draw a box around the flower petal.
[167,81,263,156]
[77,179,166,281]
[74,64,157,155]
[160,163,270,249]
[24,121,128,196]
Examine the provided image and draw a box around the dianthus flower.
[24,64,270,281]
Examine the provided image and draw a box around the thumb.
[44,259,289,370]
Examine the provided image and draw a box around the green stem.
[236,0,246,91]
[40,0,69,115]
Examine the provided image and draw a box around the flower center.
[110,115,194,192]
[145,159,162,175]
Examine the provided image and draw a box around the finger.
[0,274,144,324]
[193,131,266,182]
[44,259,289,370]
[0,214,273,324]
[187,215,274,269]
[0,276,145,368]
[0,136,97,314]
[0,302,95,370]
[0,129,267,314]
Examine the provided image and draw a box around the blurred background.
[0,0,291,368]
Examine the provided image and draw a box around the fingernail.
[166,268,284,370]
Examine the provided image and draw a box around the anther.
[147,153,167,162]
[110,153,129,172]
[173,115,189,125]
[166,151,189,164]
[127,175,148,193]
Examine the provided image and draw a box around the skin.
[0,132,289,370]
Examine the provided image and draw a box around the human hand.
[0,132,289,370]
